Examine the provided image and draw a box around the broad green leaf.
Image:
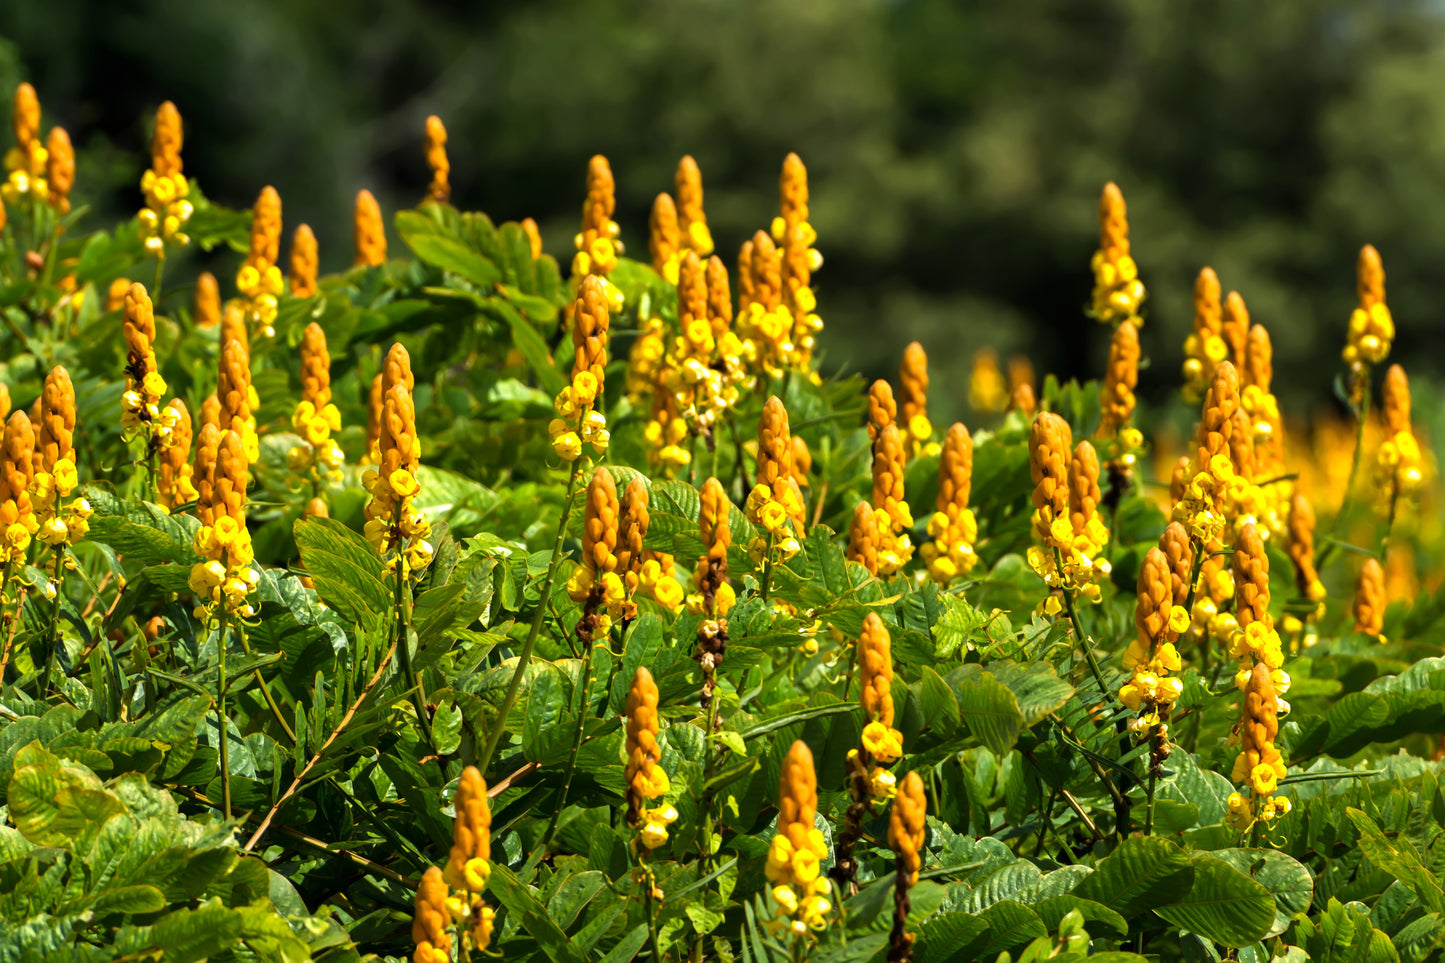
[977,900,1047,957]
[949,665,1025,756]
[488,863,587,963]
[1348,807,1445,913]
[1155,855,1276,948]
[1213,848,1313,938]
[293,516,391,633]
[1073,836,1195,920]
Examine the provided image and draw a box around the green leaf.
[1212,848,1313,939]
[1030,896,1128,939]
[396,209,502,287]
[1348,807,1445,913]
[1154,856,1276,949]
[916,910,991,963]
[293,516,391,633]
[977,900,1048,957]
[1073,836,1195,920]
[488,863,587,963]
[736,702,860,740]
[949,665,1025,756]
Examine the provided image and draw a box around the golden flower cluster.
[1227,662,1291,830]
[287,322,344,491]
[688,475,736,618]
[1120,547,1189,734]
[237,186,284,337]
[1088,182,1145,326]
[1285,491,1326,609]
[138,101,192,255]
[217,333,260,463]
[1342,244,1394,378]
[3,84,48,205]
[848,500,880,576]
[289,224,319,298]
[195,272,221,328]
[1353,557,1386,637]
[766,741,832,935]
[1375,364,1423,508]
[642,249,747,471]
[617,478,685,614]
[1221,291,1249,371]
[188,430,259,617]
[898,343,935,456]
[120,283,181,451]
[424,115,450,205]
[889,770,926,889]
[854,613,904,797]
[746,396,807,559]
[648,192,682,285]
[32,367,90,547]
[1224,523,1291,828]
[550,276,612,461]
[157,399,199,511]
[1097,320,1141,449]
[566,468,626,629]
[1242,324,1285,482]
[362,345,434,573]
[625,667,678,850]
[45,126,73,215]
[411,867,451,963]
[1026,414,1111,605]
[872,422,914,577]
[0,412,38,567]
[571,156,624,312]
[922,424,977,585]
[676,155,713,256]
[969,348,1007,414]
[1181,268,1225,400]
[354,189,387,267]
[441,767,496,954]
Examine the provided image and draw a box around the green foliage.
[1,59,1444,963]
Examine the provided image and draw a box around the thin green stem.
[1320,369,1371,570]
[477,463,583,775]
[760,530,777,604]
[38,547,64,695]
[393,546,435,755]
[644,875,666,963]
[541,627,597,849]
[234,622,298,744]
[1144,767,1158,836]
[217,611,232,820]
[1052,547,1108,701]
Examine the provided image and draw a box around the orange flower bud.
[289,224,318,298]
[424,115,450,204]
[354,189,387,267]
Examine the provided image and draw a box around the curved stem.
[1320,369,1371,570]
[477,463,583,775]
[235,621,298,743]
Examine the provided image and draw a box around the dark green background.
[4,0,1441,423]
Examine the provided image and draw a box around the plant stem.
[1319,368,1371,570]
[38,547,64,695]
[393,547,435,755]
[1144,766,1158,836]
[217,611,232,820]
[644,873,666,963]
[477,463,583,775]
[243,633,400,851]
[1051,547,1108,701]
[234,621,298,743]
[540,627,597,849]
[760,530,776,604]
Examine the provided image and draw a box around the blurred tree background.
[3,0,1443,426]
